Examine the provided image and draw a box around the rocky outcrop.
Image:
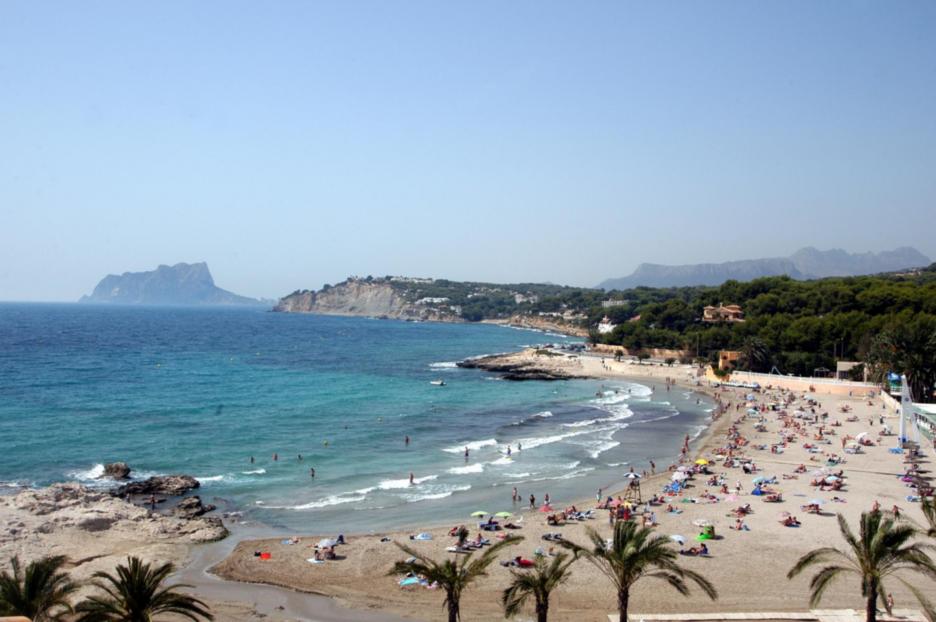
[101,462,131,480]
[497,315,589,338]
[172,495,215,519]
[116,475,200,497]
[458,350,590,381]
[0,484,227,544]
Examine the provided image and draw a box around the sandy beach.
[3,352,930,622]
[208,353,932,621]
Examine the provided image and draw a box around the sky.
[2,2,936,301]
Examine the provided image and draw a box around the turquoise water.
[0,304,712,533]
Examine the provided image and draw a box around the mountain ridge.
[598,247,930,290]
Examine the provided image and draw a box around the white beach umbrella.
[625,472,641,479]
[672,472,688,481]
[692,518,712,527]
[670,534,686,545]
[317,538,336,548]
[855,432,868,442]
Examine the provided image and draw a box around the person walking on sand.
[596,487,602,502]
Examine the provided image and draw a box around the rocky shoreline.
[456,349,592,380]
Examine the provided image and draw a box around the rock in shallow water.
[101,462,132,480]
[116,475,200,497]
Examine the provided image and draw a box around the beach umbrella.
[625,472,641,479]
[677,465,693,472]
[752,476,771,484]
[855,432,868,441]
[317,538,336,548]
[809,499,825,505]
[824,476,841,483]
[672,472,688,481]
[810,469,829,477]
[692,518,712,527]
[470,511,488,517]
[670,534,686,545]
[495,511,513,518]
[695,459,709,466]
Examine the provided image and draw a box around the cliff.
[598,247,931,289]
[80,262,267,306]
[274,279,463,322]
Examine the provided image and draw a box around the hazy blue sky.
[2,2,935,301]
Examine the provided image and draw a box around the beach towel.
[412,533,432,541]
[306,558,324,565]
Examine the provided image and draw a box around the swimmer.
[517,442,522,452]
[409,472,415,485]
[273,453,278,461]
[310,467,315,478]
[464,446,469,460]
[405,435,410,446]
[250,456,254,464]
[298,454,303,461]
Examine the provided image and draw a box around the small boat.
[430,380,446,386]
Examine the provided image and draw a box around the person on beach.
[529,494,536,509]
[149,494,157,511]
[596,487,602,502]
[544,492,550,505]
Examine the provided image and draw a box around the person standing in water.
[512,487,518,503]
[249,456,254,464]
[506,445,512,457]
[309,467,315,478]
[405,435,410,447]
[517,442,522,452]
[298,454,303,461]
[529,494,536,509]
[273,453,278,462]
[409,472,415,485]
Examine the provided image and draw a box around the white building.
[597,315,618,334]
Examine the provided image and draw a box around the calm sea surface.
[0,304,712,533]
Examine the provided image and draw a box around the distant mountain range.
[79,262,268,306]
[597,247,931,290]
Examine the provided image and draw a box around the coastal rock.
[457,349,590,381]
[172,495,215,519]
[101,462,132,480]
[116,475,200,497]
[0,483,227,545]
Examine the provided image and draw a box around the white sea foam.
[531,410,553,419]
[562,418,601,428]
[442,439,497,453]
[195,475,225,483]
[504,472,531,478]
[400,484,471,502]
[448,463,484,475]
[241,468,266,475]
[378,475,438,489]
[68,463,105,481]
[429,361,458,369]
[489,456,514,466]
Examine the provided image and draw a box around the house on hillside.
[703,303,744,323]
[597,315,618,334]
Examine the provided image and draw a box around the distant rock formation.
[80,262,267,306]
[598,247,930,290]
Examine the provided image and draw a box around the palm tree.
[921,497,936,539]
[558,520,717,622]
[0,555,77,622]
[389,535,522,622]
[740,337,770,373]
[75,556,212,621]
[788,512,936,622]
[502,552,575,622]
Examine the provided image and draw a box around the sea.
[0,304,713,534]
